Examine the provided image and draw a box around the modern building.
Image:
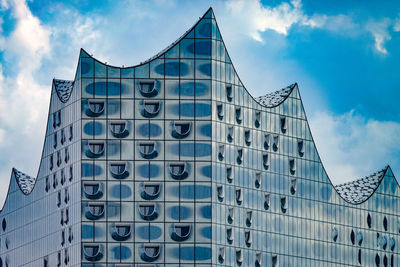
[0,7,399,267]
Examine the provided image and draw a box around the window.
[64,249,69,265]
[226,85,233,101]
[49,154,53,170]
[61,229,65,246]
[217,185,224,202]
[110,121,128,138]
[358,231,363,246]
[140,245,161,262]
[235,189,243,205]
[86,141,105,158]
[87,99,105,117]
[227,227,234,243]
[64,208,69,224]
[53,174,58,189]
[273,135,279,151]
[69,166,73,182]
[226,167,233,183]
[255,252,262,267]
[280,196,288,213]
[245,230,252,247]
[384,216,388,231]
[244,129,251,145]
[139,142,158,159]
[227,126,234,142]
[83,182,103,199]
[350,230,355,245]
[43,257,48,267]
[60,169,65,185]
[139,81,158,97]
[332,227,338,242]
[236,149,243,165]
[111,223,132,241]
[218,247,225,263]
[172,121,191,138]
[69,125,73,141]
[140,183,161,200]
[290,178,297,195]
[246,210,253,227]
[64,188,69,204]
[235,107,242,124]
[83,244,104,262]
[138,203,158,220]
[57,191,61,207]
[141,101,160,118]
[263,153,270,170]
[264,193,270,210]
[217,103,224,120]
[264,134,270,150]
[110,162,128,179]
[64,147,69,163]
[390,237,395,251]
[236,249,243,265]
[280,116,287,133]
[57,151,61,167]
[45,177,50,193]
[60,210,64,226]
[1,218,6,232]
[289,158,296,174]
[227,207,234,224]
[218,145,225,161]
[272,255,278,267]
[85,203,105,220]
[367,213,372,228]
[298,140,304,156]
[68,227,73,243]
[171,224,191,241]
[255,172,261,188]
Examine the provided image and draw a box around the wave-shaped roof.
[254,84,295,107]
[54,79,74,103]
[335,167,388,204]
[12,168,36,195]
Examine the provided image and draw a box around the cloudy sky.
[0,0,399,205]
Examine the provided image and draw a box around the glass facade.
[0,8,399,267]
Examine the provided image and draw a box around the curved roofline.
[296,84,398,205]
[0,83,53,212]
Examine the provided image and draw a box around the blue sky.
[0,0,399,204]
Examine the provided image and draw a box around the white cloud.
[226,0,324,42]
[309,111,400,185]
[394,15,400,32]
[366,19,392,55]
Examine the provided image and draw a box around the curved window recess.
[218,247,225,263]
[218,145,225,161]
[2,218,6,232]
[255,252,262,267]
[64,248,69,265]
[391,255,394,267]
[332,227,338,242]
[57,111,61,127]
[264,193,270,210]
[5,237,9,249]
[45,176,50,193]
[227,227,234,244]
[61,230,65,246]
[0,258,3,267]
[227,126,234,143]
[64,188,69,204]
[86,141,105,158]
[140,183,161,200]
[280,196,288,213]
[64,207,69,224]
[110,120,129,138]
[377,233,381,248]
[69,125,73,141]
[384,255,388,267]
[245,230,252,247]
[246,210,253,227]
[254,111,261,128]
[53,113,57,128]
[384,216,388,231]
[171,224,191,242]
[226,167,233,183]
[140,244,161,262]
[139,80,158,97]
[111,223,132,241]
[236,149,243,165]
[376,254,380,266]
[68,227,73,243]
[110,161,129,179]
[57,252,61,266]
[236,249,243,265]
[390,237,395,251]
[273,135,279,151]
[289,158,296,175]
[272,255,278,267]
[236,189,243,205]
[69,166,73,182]
[255,172,261,188]
[169,162,188,180]
[85,203,105,220]
[290,178,297,195]
[350,230,355,245]
[61,171,65,187]
[57,191,61,207]
[50,154,54,170]
[226,85,233,102]
[53,174,58,189]
[64,148,69,163]
[298,140,305,157]
[142,101,161,118]
[87,100,105,117]
[61,129,65,145]
[172,121,191,139]
[367,213,372,228]
[227,207,234,224]
[83,243,104,262]
[57,151,61,167]
[358,249,362,264]
[138,203,158,221]
[383,236,388,250]
[280,116,287,133]
[217,103,224,120]
[244,130,251,146]
[60,210,64,226]
[262,153,270,170]
[217,185,224,202]
[358,231,363,246]
[264,134,270,150]
[235,107,242,124]
[53,133,58,148]
[139,142,158,159]
[83,182,103,199]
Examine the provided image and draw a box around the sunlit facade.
[0,8,399,267]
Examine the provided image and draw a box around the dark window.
[57,191,61,207]
[87,100,105,117]
[69,125,73,141]
[139,81,158,97]
[69,166,73,181]
[138,204,158,220]
[2,218,6,231]
[60,129,65,145]
[171,224,191,241]
[384,216,388,231]
[53,133,57,148]
[140,245,160,262]
[64,148,69,163]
